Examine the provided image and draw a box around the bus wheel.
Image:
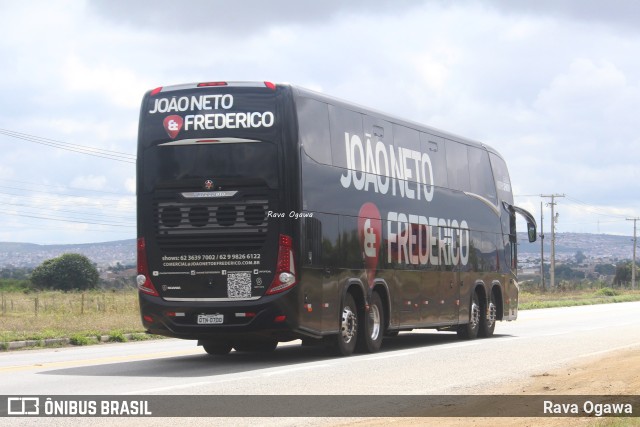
[357,292,384,353]
[457,291,480,340]
[479,292,496,338]
[335,293,358,356]
[202,341,232,356]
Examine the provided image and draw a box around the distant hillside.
[518,232,634,261]
[0,239,136,269]
[0,233,636,269]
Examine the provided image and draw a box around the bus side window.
[303,216,323,266]
[420,133,448,189]
[329,105,364,169]
[393,125,421,199]
[471,232,499,272]
[298,98,332,165]
[488,152,514,205]
[468,146,498,205]
[304,213,340,267]
[393,124,421,157]
[445,140,470,192]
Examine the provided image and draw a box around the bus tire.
[457,291,480,340]
[356,291,384,353]
[479,292,496,338]
[334,292,359,356]
[202,341,233,356]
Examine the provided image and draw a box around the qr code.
[227,271,252,299]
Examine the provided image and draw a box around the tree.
[30,253,99,291]
[613,261,639,287]
[555,264,585,281]
[595,263,616,276]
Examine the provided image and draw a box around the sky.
[0,0,639,245]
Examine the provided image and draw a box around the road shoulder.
[339,346,640,426]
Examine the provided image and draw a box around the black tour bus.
[136,81,536,356]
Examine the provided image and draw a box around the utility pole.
[541,194,565,289]
[540,201,545,291]
[627,218,639,290]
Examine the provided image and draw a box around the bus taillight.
[266,234,297,295]
[137,237,159,297]
[197,82,228,87]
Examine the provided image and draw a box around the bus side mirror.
[527,222,537,243]
[505,203,537,244]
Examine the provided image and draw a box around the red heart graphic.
[358,202,382,288]
[163,115,183,139]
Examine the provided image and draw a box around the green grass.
[69,334,93,346]
[107,330,127,342]
[519,288,640,310]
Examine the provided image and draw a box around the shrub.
[128,333,151,341]
[69,334,90,346]
[594,287,618,297]
[107,330,127,342]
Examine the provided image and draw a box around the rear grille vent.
[153,191,272,252]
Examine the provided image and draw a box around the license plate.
[197,314,224,325]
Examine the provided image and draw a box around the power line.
[564,196,629,219]
[0,130,139,232]
[4,195,133,221]
[0,192,135,217]
[0,208,134,228]
[561,219,628,226]
[516,193,638,224]
[0,128,136,164]
[0,178,136,230]
[0,185,135,205]
[0,200,135,222]
[0,178,134,197]
[0,219,134,234]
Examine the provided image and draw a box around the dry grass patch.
[0,289,143,343]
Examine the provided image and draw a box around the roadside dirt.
[340,347,640,426]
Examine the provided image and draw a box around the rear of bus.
[136,82,301,348]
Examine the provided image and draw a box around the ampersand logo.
[163,115,183,139]
[358,202,382,288]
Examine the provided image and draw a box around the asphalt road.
[1,301,639,424]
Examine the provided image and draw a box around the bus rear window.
[142,141,279,192]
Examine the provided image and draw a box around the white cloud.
[70,175,107,190]
[62,55,147,109]
[534,59,629,126]
[124,177,136,194]
[1,0,640,242]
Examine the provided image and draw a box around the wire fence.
[0,289,139,317]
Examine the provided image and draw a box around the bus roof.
[289,84,503,159]
[143,80,505,160]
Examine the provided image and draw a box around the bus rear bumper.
[138,291,301,342]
